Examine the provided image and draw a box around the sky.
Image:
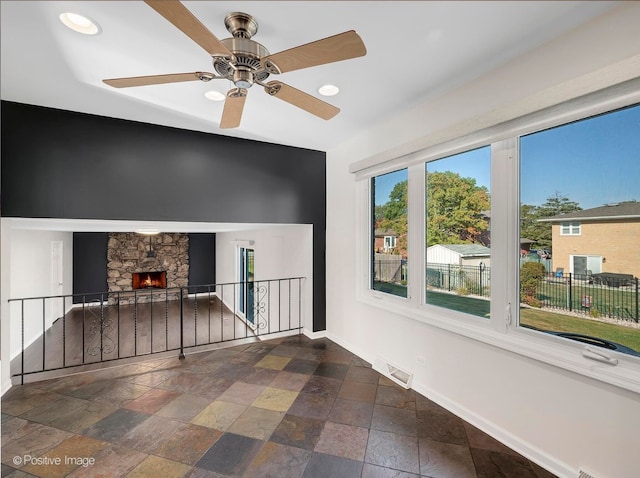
[374,104,640,210]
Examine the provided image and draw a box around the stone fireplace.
[107,232,189,303]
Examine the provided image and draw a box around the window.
[383,236,396,252]
[355,82,640,392]
[239,247,255,324]
[560,221,581,235]
[371,169,408,298]
[425,147,491,318]
[519,104,640,359]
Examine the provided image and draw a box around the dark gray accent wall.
[72,232,109,303]
[188,233,216,292]
[2,101,326,331]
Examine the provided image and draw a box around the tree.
[373,172,491,254]
[426,171,490,245]
[377,180,408,254]
[521,192,581,249]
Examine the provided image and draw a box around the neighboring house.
[540,201,640,278]
[374,228,398,253]
[426,244,491,268]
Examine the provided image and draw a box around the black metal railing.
[8,278,305,384]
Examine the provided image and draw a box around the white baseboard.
[325,331,572,478]
[303,328,327,340]
[411,379,574,478]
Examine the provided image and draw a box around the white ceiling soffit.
[0,1,618,152]
[6,218,299,234]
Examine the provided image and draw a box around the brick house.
[541,201,640,278]
[373,228,398,254]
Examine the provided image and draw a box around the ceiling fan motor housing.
[214,37,271,87]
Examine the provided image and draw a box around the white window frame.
[561,221,581,235]
[354,79,640,393]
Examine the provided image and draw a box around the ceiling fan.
[103,0,367,129]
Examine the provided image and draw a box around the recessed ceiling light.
[204,90,226,102]
[59,12,100,35]
[318,84,340,97]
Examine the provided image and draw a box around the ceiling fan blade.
[261,30,366,74]
[144,0,231,57]
[103,72,205,88]
[220,89,248,129]
[264,81,339,120]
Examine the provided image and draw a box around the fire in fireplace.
[132,271,167,290]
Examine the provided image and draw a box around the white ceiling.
[0,1,620,233]
[1,1,618,153]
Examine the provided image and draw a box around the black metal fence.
[424,262,638,322]
[8,278,305,384]
[537,272,639,322]
[426,263,491,297]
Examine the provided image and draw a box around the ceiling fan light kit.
[102,1,366,129]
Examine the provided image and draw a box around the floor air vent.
[578,469,598,478]
[373,357,413,389]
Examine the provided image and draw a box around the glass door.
[239,247,255,324]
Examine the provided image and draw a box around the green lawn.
[425,290,640,353]
[520,308,640,352]
[373,281,407,298]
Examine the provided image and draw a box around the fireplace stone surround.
[107,232,189,304]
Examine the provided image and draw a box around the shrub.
[456,286,469,296]
[520,262,546,307]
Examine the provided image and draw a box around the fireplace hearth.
[132,271,167,290]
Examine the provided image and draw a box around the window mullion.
[490,138,519,333]
[407,163,425,304]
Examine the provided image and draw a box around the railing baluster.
[21,301,25,384]
[117,291,121,359]
[194,290,198,347]
[100,294,104,362]
[179,287,185,359]
[220,284,224,342]
[150,288,153,354]
[299,278,302,333]
[42,298,46,372]
[288,279,292,332]
[62,297,66,368]
[82,295,86,364]
[134,290,138,357]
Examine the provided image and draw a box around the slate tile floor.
[1,336,556,477]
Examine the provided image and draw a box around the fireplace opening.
[132,271,167,290]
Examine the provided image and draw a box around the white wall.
[4,224,73,364]
[216,225,314,334]
[326,4,640,478]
